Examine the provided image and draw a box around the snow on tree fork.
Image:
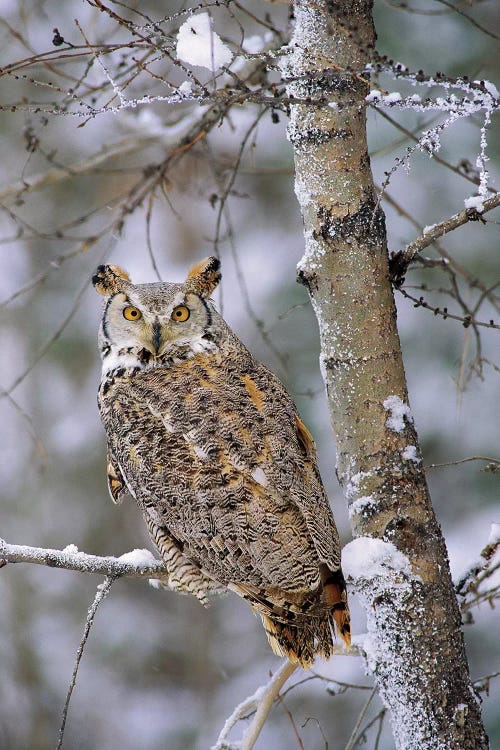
[283,1,489,748]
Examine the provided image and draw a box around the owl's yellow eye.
[123,306,142,321]
[171,305,190,322]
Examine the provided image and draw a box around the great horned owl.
[93,257,350,666]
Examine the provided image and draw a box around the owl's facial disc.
[104,291,210,358]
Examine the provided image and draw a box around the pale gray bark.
[283,1,489,748]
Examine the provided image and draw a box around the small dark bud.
[52,28,64,46]
[271,111,279,124]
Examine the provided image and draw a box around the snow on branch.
[342,537,414,582]
[212,660,298,750]
[365,58,499,207]
[455,524,500,617]
[342,537,420,676]
[212,637,362,750]
[0,539,168,580]
[176,12,232,71]
[390,192,500,283]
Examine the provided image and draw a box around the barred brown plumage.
[93,257,350,666]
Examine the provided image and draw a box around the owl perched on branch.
[93,257,350,666]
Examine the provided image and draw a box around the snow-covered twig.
[455,524,500,612]
[212,638,361,750]
[212,660,298,750]
[0,539,169,580]
[390,192,500,282]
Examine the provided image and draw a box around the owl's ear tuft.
[184,256,221,298]
[92,264,131,296]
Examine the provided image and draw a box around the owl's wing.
[101,353,342,597]
[105,447,128,504]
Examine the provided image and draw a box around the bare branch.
[433,0,500,40]
[425,456,500,471]
[57,577,114,750]
[344,687,378,750]
[396,287,500,330]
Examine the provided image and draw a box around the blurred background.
[0,1,498,748]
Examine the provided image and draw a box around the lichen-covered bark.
[283,2,489,748]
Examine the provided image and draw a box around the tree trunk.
[283,2,489,748]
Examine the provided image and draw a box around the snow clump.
[176,13,232,71]
[383,395,413,433]
[349,495,377,519]
[488,523,500,546]
[464,195,485,213]
[62,544,80,555]
[119,548,158,566]
[402,445,420,464]
[178,80,194,97]
[342,537,413,581]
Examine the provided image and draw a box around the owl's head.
[92,257,222,370]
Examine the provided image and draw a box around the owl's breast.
[99,347,339,588]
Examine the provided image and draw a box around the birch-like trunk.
[284,2,489,748]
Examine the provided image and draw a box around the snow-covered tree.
[0,1,498,749]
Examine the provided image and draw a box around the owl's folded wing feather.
[100,353,343,595]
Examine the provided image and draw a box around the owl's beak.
[152,321,162,354]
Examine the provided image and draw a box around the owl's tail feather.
[320,565,351,649]
[260,568,351,668]
[260,614,333,668]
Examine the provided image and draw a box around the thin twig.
[3,270,98,398]
[397,287,499,330]
[390,192,500,281]
[276,692,305,750]
[434,0,500,40]
[374,107,484,189]
[425,456,500,470]
[56,576,114,750]
[344,687,378,750]
[374,709,387,750]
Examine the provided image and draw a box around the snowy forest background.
[0,1,498,749]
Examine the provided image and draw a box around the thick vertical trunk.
[283,2,489,748]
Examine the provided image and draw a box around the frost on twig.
[212,641,362,750]
[455,523,500,617]
[390,192,500,283]
[0,539,168,580]
[365,60,499,202]
[212,660,298,750]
